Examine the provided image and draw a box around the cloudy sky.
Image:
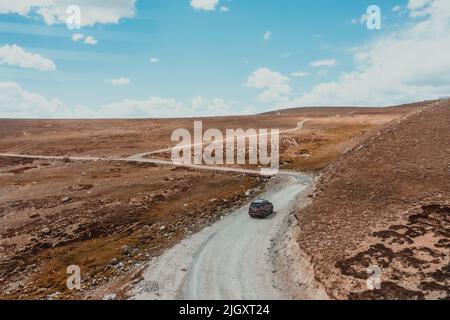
[0,0,449,118]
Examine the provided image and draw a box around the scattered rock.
[40,227,50,234]
[46,291,61,300]
[102,294,117,300]
[61,197,71,203]
[110,258,118,265]
[120,245,130,255]
[153,194,165,202]
[356,144,368,152]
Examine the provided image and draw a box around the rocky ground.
[296,100,450,300]
[0,105,415,300]
[0,157,269,299]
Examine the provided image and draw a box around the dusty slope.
[296,100,450,300]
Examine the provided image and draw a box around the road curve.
[0,119,312,299]
[128,120,308,159]
[0,119,308,178]
[131,174,312,300]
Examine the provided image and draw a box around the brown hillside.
[296,99,450,300]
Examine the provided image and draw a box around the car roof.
[252,199,269,204]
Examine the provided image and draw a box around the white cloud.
[245,68,292,103]
[149,57,159,63]
[0,44,56,71]
[105,77,130,86]
[96,97,188,118]
[190,0,219,11]
[86,96,235,118]
[190,96,234,114]
[0,0,136,26]
[309,59,337,67]
[71,34,98,45]
[71,33,84,42]
[290,0,450,107]
[408,0,432,12]
[392,5,402,12]
[264,31,272,41]
[220,6,229,12]
[291,71,309,77]
[83,36,98,45]
[0,82,238,118]
[407,0,447,19]
[0,82,69,118]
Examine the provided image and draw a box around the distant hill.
[261,100,439,116]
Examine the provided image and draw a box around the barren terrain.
[0,105,418,299]
[296,100,450,300]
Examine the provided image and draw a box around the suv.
[249,199,274,218]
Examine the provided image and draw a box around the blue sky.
[1,0,449,118]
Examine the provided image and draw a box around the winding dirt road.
[129,120,308,159]
[0,119,312,299]
[0,120,308,177]
[131,174,312,300]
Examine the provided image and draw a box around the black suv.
[249,199,274,218]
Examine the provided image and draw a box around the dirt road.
[0,120,317,300]
[0,119,311,179]
[130,120,308,158]
[0,106,422,300]
[131,173,312,300]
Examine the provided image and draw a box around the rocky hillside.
[296,100,450,300]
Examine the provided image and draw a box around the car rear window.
[250,203,262,208]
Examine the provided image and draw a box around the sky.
[0,0,449,118]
